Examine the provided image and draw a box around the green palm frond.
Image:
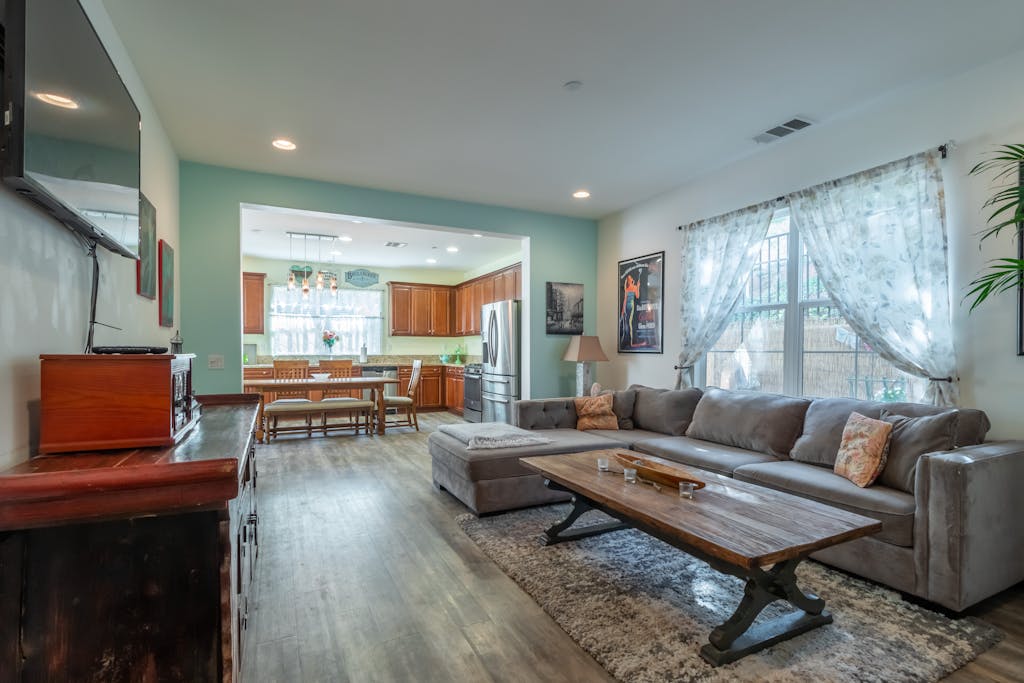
[966,145,1024,311]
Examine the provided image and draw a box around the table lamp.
[563,335,609,397]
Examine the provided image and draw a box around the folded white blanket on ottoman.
[437,422,553,450]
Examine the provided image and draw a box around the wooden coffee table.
[519,449,882,666]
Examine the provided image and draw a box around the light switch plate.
[208,354,225,370]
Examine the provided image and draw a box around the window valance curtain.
[789,150,958,406]
[675,201,776,388]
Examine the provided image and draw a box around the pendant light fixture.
[301,234,310,299]
[286,234,296,290]
[315,239,325,290]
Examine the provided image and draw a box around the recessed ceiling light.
[34,92,79,109]
[472,233,482,238]
[446,246,459,253]
[426,258,438,264]
[272,138,297,151]
[339,236,353,242]
[572,190,591,199]
[352,220,363,224]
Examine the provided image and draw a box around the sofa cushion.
[635,436,778,477]
[575,394,618,431]
[879,409,958,493]
[685,387,810,458]
[515,398,577,430]
[833,412,892,487]
[734,461,915,547]
[791,398,991,467]
[628,385,702,436]
[585,428,667,450]
[426,429,625,481]
[603,389,637,429]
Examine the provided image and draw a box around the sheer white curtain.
[268,287,383,356]
[676,201,776,388]
[789,151,958,406]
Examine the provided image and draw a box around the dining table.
[242,376,400,441]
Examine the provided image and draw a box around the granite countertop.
[244,355,480,369]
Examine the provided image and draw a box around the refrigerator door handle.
[487,310,499,366]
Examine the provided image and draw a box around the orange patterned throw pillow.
[575,393,619,431]
[834,412,893,487]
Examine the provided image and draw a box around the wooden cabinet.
[389,283,453,336]
[0,398,259,682]
[389,263,521,338]
[389,283,414,335]
[399,365,444,409]
[444,366,464,415]
[242,272,266,334]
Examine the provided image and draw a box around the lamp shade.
[562,335,609,363]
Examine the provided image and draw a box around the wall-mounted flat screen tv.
[1,0,141,259]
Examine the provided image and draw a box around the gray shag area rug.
[458,505,1001,683]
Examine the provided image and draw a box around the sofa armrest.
[916,441,1024,611]
[514,398,578,430]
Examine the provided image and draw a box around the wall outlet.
[208,354,225,370]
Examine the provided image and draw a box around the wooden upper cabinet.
[390,283,454,337]
[470,280,485,334]
[389,283,414,336]
[242,272,266,334]
[410,287,432,335]
[512,263,522,298]
[430,286,452,336]
[453,286,466,336]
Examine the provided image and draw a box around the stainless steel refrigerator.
[481,299,521,423]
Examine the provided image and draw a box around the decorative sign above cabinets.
[345,268,380,288]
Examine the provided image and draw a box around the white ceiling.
[240,204,521,269]
[103,0,1024,219]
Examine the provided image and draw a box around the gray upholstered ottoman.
[428,424,625,515]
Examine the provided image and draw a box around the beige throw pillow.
[574,393,618,431]
[834,412,893,488]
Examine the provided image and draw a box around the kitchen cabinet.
[445,366,464,415]
[399,365,444,409]
[242,272,266,334]
[389,283,453,336]
[389,283,414,335]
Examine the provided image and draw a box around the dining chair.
[380,359,421,431]
[318,359,374,435]
[264,359,313,440]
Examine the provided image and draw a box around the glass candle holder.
[597,457,609,472]
[679,481,695,499]
[623,467,637,484]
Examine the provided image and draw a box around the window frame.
[266,285,385,356]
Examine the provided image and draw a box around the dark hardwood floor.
[242,413,1023,682]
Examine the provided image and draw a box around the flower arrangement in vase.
[322,330,338,353]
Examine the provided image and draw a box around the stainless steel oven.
[463,363,483,422]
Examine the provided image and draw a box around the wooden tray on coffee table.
[613,452,705,490]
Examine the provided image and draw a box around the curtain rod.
[676,142,954,230]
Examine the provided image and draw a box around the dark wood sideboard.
[0,394,260,682]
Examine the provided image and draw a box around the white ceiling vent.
[753,117,813,144]
[385,241,408,248]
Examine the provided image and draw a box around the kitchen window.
[703,209,923,401]
[268,286,384,356]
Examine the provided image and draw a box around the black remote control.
[92,346,169,354]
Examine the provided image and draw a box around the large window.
[705,209,923,401]
[268,286,383,356]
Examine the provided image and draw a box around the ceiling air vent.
[753,116,813,144]
[385,241,408,248]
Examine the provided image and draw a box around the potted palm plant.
[966,144,1024,310]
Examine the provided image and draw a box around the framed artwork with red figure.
[617,251,663,353]
[158,239,174,327]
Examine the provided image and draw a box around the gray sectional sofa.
[428,385,1024,611]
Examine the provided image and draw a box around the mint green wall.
[180,162,599,398]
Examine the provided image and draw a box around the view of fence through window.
[706,210,922,401]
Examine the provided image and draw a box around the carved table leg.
[541,481,628,546]
[700,557,831,666]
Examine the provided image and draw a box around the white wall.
[0,2,179,468]
[598,48,1024,439]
